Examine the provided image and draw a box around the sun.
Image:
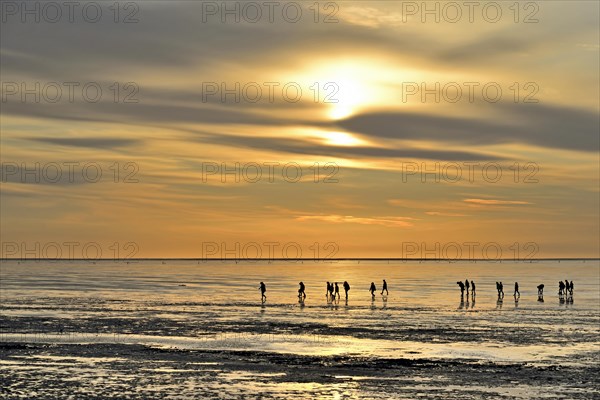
[289,59,383,120]
[327,75,370,120]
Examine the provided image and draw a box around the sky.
[1,1,599,259]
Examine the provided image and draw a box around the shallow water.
[1,260,599,398]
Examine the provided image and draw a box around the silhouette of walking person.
[326,281,332,300]
[334,282,340,299]
[471,280,476,296]
[558,281,565,295]
[465,279,470,295]
[457,281,465,296]
[496,282,500,295]
[298,281,306,299]
[259,282,266,302]
[369,282,376,299]
[514,282,520,297]
[381,279,388,295]
[569,280,574,295]
[343,281,350,300]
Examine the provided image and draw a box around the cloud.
[296,214,415,227]
[464,199,532,206]
[335,103,599,152]
[194,132,504,161]
[337,6,404,28]
[27,137,140,150]
[425,211,468,217]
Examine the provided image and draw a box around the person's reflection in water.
[382,295,388,309]
[471,294,476,309]
[559,295,566,305]
[459,293,465,310]
[537,294,545,303]
[514,295,519,308]
[496,293,503,309]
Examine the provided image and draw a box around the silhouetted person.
[514,282,520,296]
[558,281,565,295]
[369,282,376,298]
[499,282,504,296]
[343,281,350,299]
[569,281,574,295]
[471,280,476,295]
[465,279,470,294]
[457,281,465,295]
[326,282,332,299]
[298,281,306,299]
[537,284,544,295]
[496,282,500,295]
[564,280,569,295]
[381,279,388,295]
[334,282,340,299]
[259,282,266,302]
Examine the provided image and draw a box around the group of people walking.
[456,279,476,296]
[258,279,388,302]
[559,280,574,296]
[259,279,576,303]
[456,280,575,298]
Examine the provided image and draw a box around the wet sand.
[1,342,599,399]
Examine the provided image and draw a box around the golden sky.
[1,1,599,258]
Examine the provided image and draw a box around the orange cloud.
[425,211,468,217]
[464,199,532,205]
[296,214,415,227]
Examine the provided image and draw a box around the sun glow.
[327,75,370,120]
[322,131,365,146]
[289,59,388,120]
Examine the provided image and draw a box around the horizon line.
[1,258,599,262]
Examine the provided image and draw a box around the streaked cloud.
[464,199,532,206]
[296,214,415,227]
